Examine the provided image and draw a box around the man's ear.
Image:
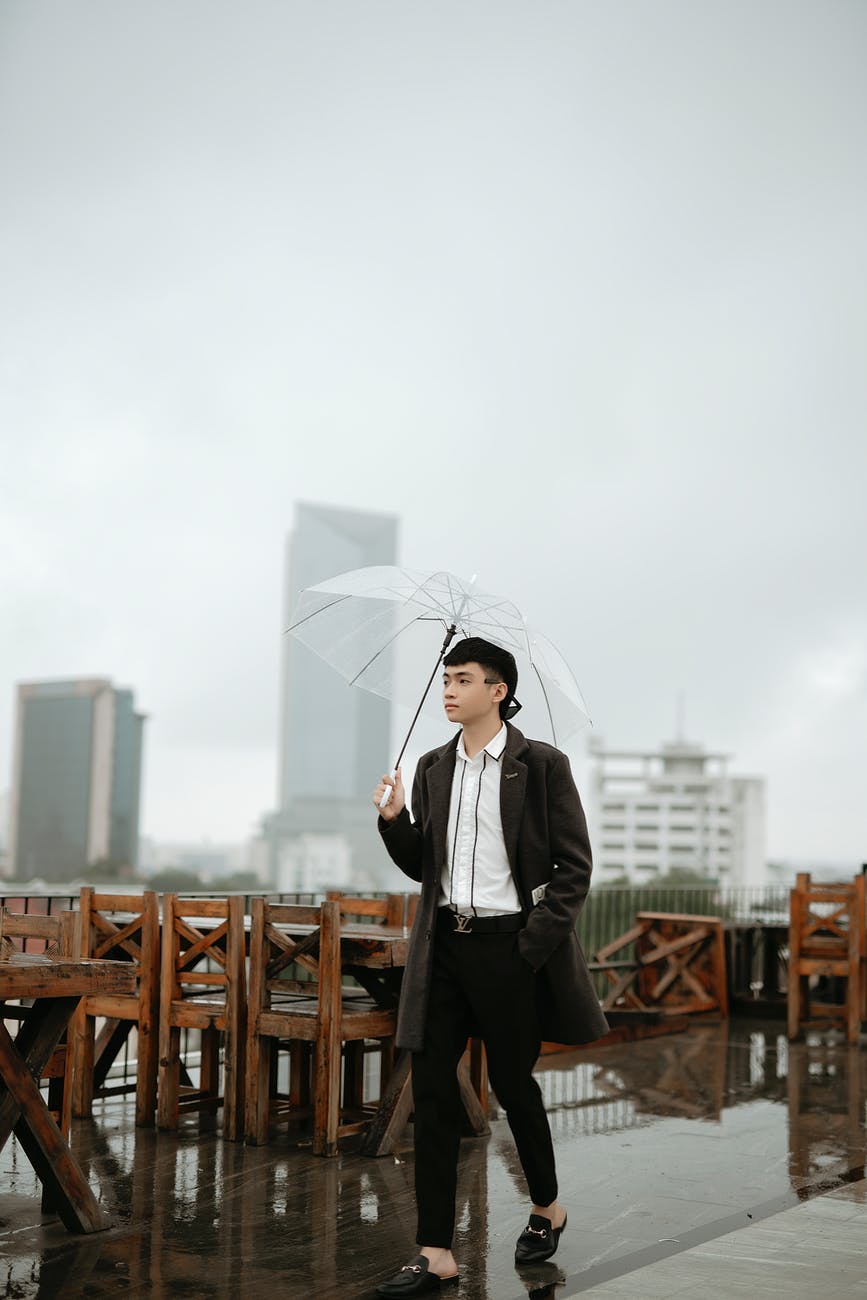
[492,680,508,704]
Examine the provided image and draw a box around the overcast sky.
[1,1,865,864]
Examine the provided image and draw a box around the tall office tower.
[8,679,146,881]
[589,737,766,887]
[263,502,398,889]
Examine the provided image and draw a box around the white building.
[274,833,353,895]
[589,737,766,887]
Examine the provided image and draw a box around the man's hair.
[443,637,519,722]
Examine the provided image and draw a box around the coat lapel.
[500,725,529,893]
[425,737,458,871]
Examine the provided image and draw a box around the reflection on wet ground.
[2,1020,865,1298]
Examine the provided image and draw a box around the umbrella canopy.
[286,566,590,768]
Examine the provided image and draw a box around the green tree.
[146,867,206,892]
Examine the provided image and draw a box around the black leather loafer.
[376,1255,460,1297]
[514,1212,568,1264]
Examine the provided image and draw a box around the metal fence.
[1,882,793,1100]
[575,883,791,959]
[1,882,792,950]
[1,881,791,994]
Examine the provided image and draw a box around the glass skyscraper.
[263,502,398,887]
[8,678,146,881]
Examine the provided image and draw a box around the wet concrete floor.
[2,1019,866,1298]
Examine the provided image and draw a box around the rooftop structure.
[589,736,766,887]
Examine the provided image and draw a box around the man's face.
[441,662,505,727]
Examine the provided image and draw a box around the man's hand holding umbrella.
[373,768,404,823]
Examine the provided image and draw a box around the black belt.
[437,906,523,935]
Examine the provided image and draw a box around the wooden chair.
[787,872,865,1043]
[324,893,410,1114]
[593,912,728,1018]
[0,907,80,1212]
[157,896,246,1140]
[70,889,160,1126]
[245,898,397,1155]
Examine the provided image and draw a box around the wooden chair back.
[71,889,160,1126]
[788,872,865,1042]
[161,895,246,1001]
[246,898,397,1153]
[158,895,246,1139]
[325,892,406,927]
[0,907,79,960]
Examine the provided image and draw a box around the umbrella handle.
[378,780,394,811]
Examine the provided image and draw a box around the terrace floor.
[2,1018,866,1298]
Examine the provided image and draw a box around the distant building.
[589,737,766,887]
[262,502,398,887]
[274,833,353,895]
[138,838,254,883]
[8,679,146,881]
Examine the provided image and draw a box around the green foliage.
[82,858,137,883]
[218,871,263,893]
[145,867,206,892]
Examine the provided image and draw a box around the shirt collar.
[456,722,507,764]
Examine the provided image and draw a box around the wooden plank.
[0,998,75,1150]
[136,890,161,1126]
[176,919,229,971]
[0,958,137,1000]
[78,992,139,1018]
[595,921,648,962]
[86,891,144,910]
[91,913,144,962]
[93,1020,132,1092]
[637,927,710,965]
[636,911,725,925]
[174,898,229,917]
[313,900,342,1156]
[600,967,648,1011]
[222,894,246,1142]
[0,1019,103,1232]
[359,1051,412,1156]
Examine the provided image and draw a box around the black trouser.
[411,910,558,1248]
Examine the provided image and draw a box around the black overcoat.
[378,723,610,1051]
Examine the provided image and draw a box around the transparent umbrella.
[286,566,591,788]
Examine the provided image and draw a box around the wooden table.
[0,953,137,1232]
[260,917,488,1156]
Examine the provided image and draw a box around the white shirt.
[439,723,522,916]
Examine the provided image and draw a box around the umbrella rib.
[286,592,354,632]
[347,616,448,687]
[533,661,558,747]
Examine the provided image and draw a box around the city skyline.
[1,2,864,864]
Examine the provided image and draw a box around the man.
[372,637,608,1297]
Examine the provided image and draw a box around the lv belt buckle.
[453,911,472,934]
